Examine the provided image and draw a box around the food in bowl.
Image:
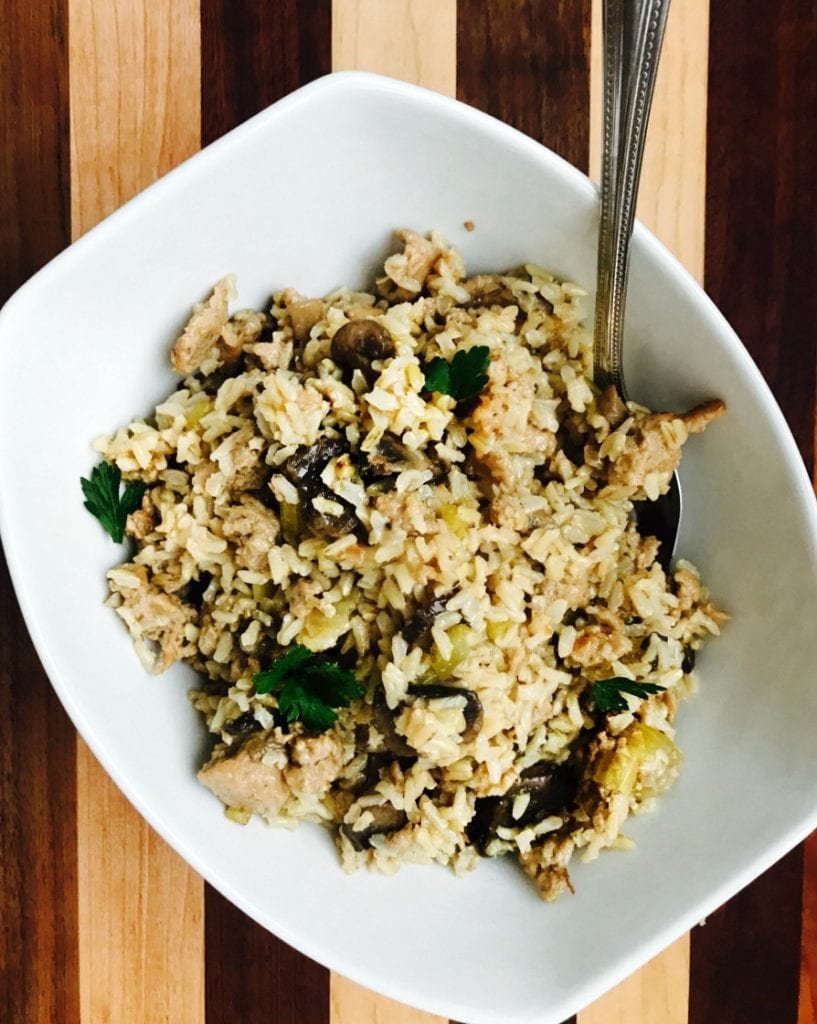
[87,229,726,900]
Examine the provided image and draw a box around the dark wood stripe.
[456,0,591,172]
[200,3,331,1021]
[691,2,817,1021]
[454,7,588,1022]
[0,1,76,1022]
[689,849,804,1024]
[702,0,817,470]
[204,893,330,1024]
[201,0,331,146]
[800,834,817,1022]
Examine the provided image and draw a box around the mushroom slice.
[402,587,454,651]
[330,319,395,382]
[362,435,446,486]
[340,803,408,851]
[372,683,483,756]
[407,683,483,742]
[372,687,416,757]
[467,761,577,853]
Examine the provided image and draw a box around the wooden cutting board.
[1,2,815,1022]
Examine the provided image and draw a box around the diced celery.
[184,399,213,428]
[225,806,252,825]
[280,500,301,544]
[430,623,473,676]
[592,721,682,798]
[440,503,470,539]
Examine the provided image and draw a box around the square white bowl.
[2,72,817,1024]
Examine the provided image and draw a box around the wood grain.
[800,833,817,1024]
[68,0,204,1020]
[0,549,79,1024]
[0,2,76,1022]
[331,973,447,1024]
[579,937,689,1024]
[204,894,329,1024]
[457,0,591,172]
[690,1,817,1018]
[202,0,331,147]
[702,0,817,470]
[332,0,456,96]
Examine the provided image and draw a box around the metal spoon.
[593,0,680,568]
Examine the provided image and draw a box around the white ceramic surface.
[1,73,817,1024]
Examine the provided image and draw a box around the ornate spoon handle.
[594,0,671,400]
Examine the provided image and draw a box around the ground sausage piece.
[281,288,325,343]
[609,400,726,497]
[518,834,576,901]
[198,732,289,817]
[171,276,236,374]
[222,495,280,573]
[284,733,344,793]
[126,494,157,540]
[382,229,441,293]
[108,564,194,672]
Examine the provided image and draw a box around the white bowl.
[2,72,817,1024]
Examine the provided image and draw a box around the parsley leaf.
[80,461,147,543]
[423,345,490,403]
[253,645,312,694]
[253,645,365,732]
[591,677,666,713]
[423,357,452,394]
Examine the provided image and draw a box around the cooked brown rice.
[96,229,726,900]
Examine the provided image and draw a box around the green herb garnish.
[81,461,147,543]
[253,645,365,732]
[423,345,490,403]
[591,677,666,713]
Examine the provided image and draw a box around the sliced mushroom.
[282,438,360,539]
[408,683,483,742]
[223,711,263,737]
[372,687,416,757]
[330,319,395,382]
[467,761,577,853]
[362,435,447,486]
[340,803,408,851]
[283,438,346,490]
[464,274,518,308]
[402,588,453,651]
[281,288,325,343]
[372,683,483,756]
[305,501,359,540]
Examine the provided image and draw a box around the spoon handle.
[594,0,671,400]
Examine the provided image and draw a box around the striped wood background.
[1,1,816,1022]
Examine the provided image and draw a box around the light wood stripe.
[329,6,455,1021]
[332,0,457,96]
[69,0,204,1020]
[581,1,709,1020]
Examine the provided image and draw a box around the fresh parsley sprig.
[253,645,364,732]
[591,677,666,713]
[81,461,147,543]
[423,345,490,404]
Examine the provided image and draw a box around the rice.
[96,228,726,900]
